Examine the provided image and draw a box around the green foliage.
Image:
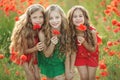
[0,0,120,80]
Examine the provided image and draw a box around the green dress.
[37,43,65,78]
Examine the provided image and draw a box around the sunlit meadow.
[0,0,120,80]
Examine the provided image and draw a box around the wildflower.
[99,63,107,69]
[33,24,41,30]
[20,55,27,61]
[41,77,47,80]
[15,16,19,21]
[76,24,86,31]
[0,54,4,59]
[107,41,113,47]
[52,29,60,35]
[101,71,108,77]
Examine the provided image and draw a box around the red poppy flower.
[52,29,60,35]
[15,58,21,65]
[103,47,109,52]
[33,24,41,30]
[15,16,19,21]
[17,10,23,15]
[116,22,120,27]
[20,0,26,3]
[99,63,107,69]
[20,55,27,61]
[108,51,115,56]
[101,71,108,77]
[103,17,107,22]
[96,76,100,79]
[11,48,18,55]
[106,26,111,31]
[41,77,47,80]
[113,41,119,45]
[10,54,17,61]
[15,71,20,76]
[107,41,113,47]
[76,24,87,31]
[104,9,111,15]
[0,54,4,59]
[112,19,118,25]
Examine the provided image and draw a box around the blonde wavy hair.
[67,6,95,52]
[9,4,45,55]
[43,4,71,54]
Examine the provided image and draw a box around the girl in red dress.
[9,4,45,80]
[67,5,100,80]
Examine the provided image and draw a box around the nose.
[76,17,80,20]
[53,18,56,22]
[36,18,41,22]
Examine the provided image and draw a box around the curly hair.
[43,4,71,54]
[67,5,95,52]
[9,4,45,55]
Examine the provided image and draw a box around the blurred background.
[0,0,120,80]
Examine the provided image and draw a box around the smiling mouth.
[76,20,82,22]
[52,23,58,26]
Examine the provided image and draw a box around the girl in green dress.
[37,4,72,80]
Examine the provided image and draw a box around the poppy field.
[0,0,120,80]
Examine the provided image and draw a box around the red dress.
[75,26,100,67]
[10,37,38,65]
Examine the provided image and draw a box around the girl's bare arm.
[38,31,56,57]
[22,37,40,54]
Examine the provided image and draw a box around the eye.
[79,15,82,17]
[32,16,37,19]
[39,15,43,18]
[56,16,59,19]
[79,13,84,17]
[50,17,53,20]
[79,14,83,17]
[73,15,77,18]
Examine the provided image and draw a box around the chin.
[76,24,80,26]
[53,26,59,28]
[52,27,57,28]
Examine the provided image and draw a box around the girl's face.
[49,11,61,29]
[30,10,44,26]
[72,9,84,27]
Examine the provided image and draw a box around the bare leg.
[53,74,65,80]
[22,62,35,80]
[77,66,88,80]
[65,72,74,80]
[88,66,97,80]
[34,65,41,80]
[47,77,53,80]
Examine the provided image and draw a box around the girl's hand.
[51,36,58,45]
[36,42,44,51]
[77,36,85,45]
[66,72,74,80]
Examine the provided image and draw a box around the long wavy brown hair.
[43,4,71,54]
[67,6,95,52]
[9,4,45,55]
